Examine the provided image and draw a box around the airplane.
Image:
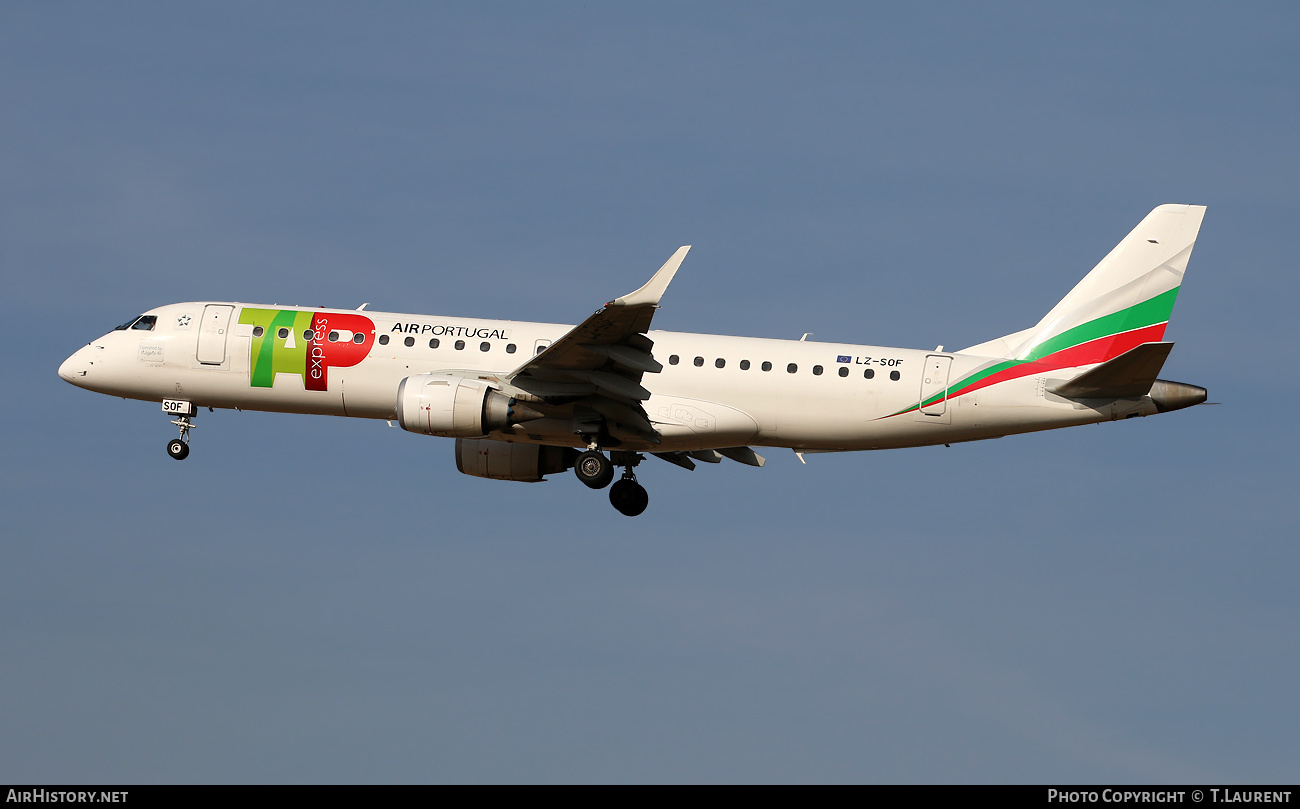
[59,204,1209,516]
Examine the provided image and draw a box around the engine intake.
[397,375,543,437]
[456,438,576,482]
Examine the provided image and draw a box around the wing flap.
[718,446,767,467]
[561,369,652,401]
[653,451,697,471]
[582,344,664,374]
[587,395,656,434]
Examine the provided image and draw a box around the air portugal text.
[239,309,374,391]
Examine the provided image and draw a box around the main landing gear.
[573,448,649,517]
[167,414,195,461]
[574,449,615,489]
[608,474,649,517]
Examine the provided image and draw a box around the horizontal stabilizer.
[1049,342,1173,398]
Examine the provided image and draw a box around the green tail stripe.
[947,359,1019,397]
[929,286,1183,410]
[1025,287,1179,361]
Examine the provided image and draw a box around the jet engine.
[455,438,576,482]
[397,375,543,437]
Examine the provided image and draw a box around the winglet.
[611,246,691,307]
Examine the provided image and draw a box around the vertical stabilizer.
[964,204,1206,364]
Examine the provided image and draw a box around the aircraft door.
[533,339,552,356]
[917,354,952,423]
[197,305,235,365]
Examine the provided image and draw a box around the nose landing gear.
[167,414,195,460]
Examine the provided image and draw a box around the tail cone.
[1149,379,1208,413]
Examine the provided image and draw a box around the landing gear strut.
[167,414,195,461]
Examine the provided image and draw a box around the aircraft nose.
[58,348,91,385]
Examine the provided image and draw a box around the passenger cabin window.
[694,356,704,367]
[303,330,312,342]
[328,331,339,342]
[455,340,465,350]
[740,360,750,370]
[838,366,848,377]
[787,363,798,374]
[404,336,415,347]
[378,334,390,346]
[353,332,365,344]
[130,316,157,331]
[506,344,517,354]
[252,326,264,338]
[864,368,874,379]
[813,365,823,376]
[429,338,440,349]
[715,358,725,368]
[890,370,901,381]
[480,342,490,352]
[761,361,772,372]
[669,355,679,365]
[277,328,289,339]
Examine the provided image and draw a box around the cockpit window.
[130,316,157,331]
[115,315,144,330]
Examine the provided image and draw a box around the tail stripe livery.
[881,315,1175,418]
[883,204,1205,419]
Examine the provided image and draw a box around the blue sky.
[2,2,1297,783]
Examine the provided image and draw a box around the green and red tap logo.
[238,309,375,391]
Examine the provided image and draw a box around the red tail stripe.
[952,323,1169,401]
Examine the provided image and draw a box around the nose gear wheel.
[166,414,195,461]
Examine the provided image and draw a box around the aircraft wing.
[503,246,690,443]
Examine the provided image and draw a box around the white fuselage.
[59,301,1153,454]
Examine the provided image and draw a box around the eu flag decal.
[836,355,851,364]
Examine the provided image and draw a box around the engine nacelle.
[397,375,538,437]
[455,438,576,482]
